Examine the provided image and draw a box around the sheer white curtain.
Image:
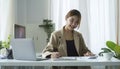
[87,0,116,54]
[0,0,15,41]
[50,0,116,54]
[117,0,120,45]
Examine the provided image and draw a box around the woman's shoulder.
[74,31,84,39]
[74,30,82,36]
[51,29,62,35]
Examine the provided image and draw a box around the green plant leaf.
[114,54,120,59]
[98,51,105,56]
[0,41,3,49]
[114,46,120,55]
[1,35,11,49]
[106,41,116,51]
[101,48,112,52]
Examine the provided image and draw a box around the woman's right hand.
[51,52,61,58]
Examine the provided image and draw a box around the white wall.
[17,0,27,24]
[26,0,49,24]
[25,24,47,53]
[17,0,49,24]
[16,0,49,53]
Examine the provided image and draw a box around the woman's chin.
[69,28,74,31]
[70,27,75,30]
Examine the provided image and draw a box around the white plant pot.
[102,52,114,60]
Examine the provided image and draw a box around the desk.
[0,57,120,69]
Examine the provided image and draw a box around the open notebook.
[10,38,47,61]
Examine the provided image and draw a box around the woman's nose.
[72,23,77,27]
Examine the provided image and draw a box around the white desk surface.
[0,57,120,67]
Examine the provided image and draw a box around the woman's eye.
[69,18,73,22]
[75,21,79,24]
[70,20,73,22]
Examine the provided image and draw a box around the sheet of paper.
[77,56,98,60]
[52,57,77,61]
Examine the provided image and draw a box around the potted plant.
[0,35,13,59]
[39,19,55,42]
[99,41,120,59]
[99,48,112,56]
[2,35,11,49]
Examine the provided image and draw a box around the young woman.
[42,9,94,69]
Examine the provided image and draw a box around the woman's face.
[66,16,80,31]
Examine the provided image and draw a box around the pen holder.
[6,48,13,59]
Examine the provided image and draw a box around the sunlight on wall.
[0,0,15,41]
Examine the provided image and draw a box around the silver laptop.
[11,38,47,61]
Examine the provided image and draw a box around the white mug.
[102,52,113,60]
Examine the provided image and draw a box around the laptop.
[10,38,47,61]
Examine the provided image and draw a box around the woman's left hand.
[84,51,95,56]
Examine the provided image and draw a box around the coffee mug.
[102,52,113,60]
